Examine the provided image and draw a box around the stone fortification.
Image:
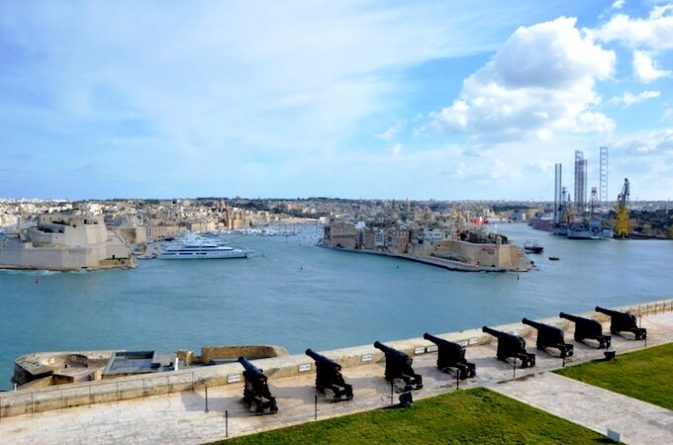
[1,299,670,419]
[322,220,531,272]
[429,239,529,269]
[0,214,134,271]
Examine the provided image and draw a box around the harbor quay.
[0,299,671,444]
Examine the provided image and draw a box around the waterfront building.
[323,220,358,249]
[0,214,134,271]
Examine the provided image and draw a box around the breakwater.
[1,298,670,419]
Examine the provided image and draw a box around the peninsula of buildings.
[320,202,533,272]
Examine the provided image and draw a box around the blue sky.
[1,0,672,200]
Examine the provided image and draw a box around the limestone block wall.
[431,240,522,267]
[106,235,132,259]
[0,244,109,270]
[61,223,106,248]
[26,229,67,247]
[188,221,217,233]
[147,225,185,241]
[115,227,147,245]
[200,345,288,364]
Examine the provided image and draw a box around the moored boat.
[157,242,247,259]
[523,241,544,254]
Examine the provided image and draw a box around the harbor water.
[1,223,672,390]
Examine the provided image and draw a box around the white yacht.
[157,242,247,260]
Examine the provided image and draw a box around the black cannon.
[559,312,611,349]
[522,318,574,358]
[373,341,423,391]
[595,306,647,340]
[237,357,278,414]
[482,326,535,368]
[423,333,476,379]
[305,349,353,401]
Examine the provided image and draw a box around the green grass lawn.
[556,341,673,410]
[216,387,612,444]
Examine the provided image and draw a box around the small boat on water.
[523,241,544,254]
[549,256,560,261]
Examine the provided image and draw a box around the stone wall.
[200,345,288,364]
[0,244,109,270]
[430,240,524,268]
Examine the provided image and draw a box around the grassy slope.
[556,341,673,410]
[218,387,611,445]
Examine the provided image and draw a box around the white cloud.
[589,4,673,50]
[632,50,671,83]
[612,0,626,10]
[433,17,615,141]
[610,90,661,106]
[622,128,673,154]
[377,120,407,141]
[665,108,673,121]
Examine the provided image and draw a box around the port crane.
[614,178,630,238]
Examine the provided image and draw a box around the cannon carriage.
[595,306,646,340]
[423,333,476,379]
[238,357,278,415]
[305,349,353,401]
[482,326,536,368]
[373,341,423,391]
[559,312,611,349]
[522,318,574,358]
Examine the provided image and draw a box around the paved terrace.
[0,311,671,444]
[492,372,673,445]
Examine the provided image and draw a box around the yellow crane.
[614,178,630,238]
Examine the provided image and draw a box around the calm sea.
[1,223,672,390]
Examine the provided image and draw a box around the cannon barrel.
[595,306,626,318]
[423,332,465,356]
[373,341,394,355]
[560,312,601,328]
[238,356,266,380]
[305,348,341,370]
[522,318,564,336]
[522,318,548,330]
[559,312,579,322]
[482,325,507,338]
[482,326,524,345]
[423,332,446,345]
[374,341,412,364]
